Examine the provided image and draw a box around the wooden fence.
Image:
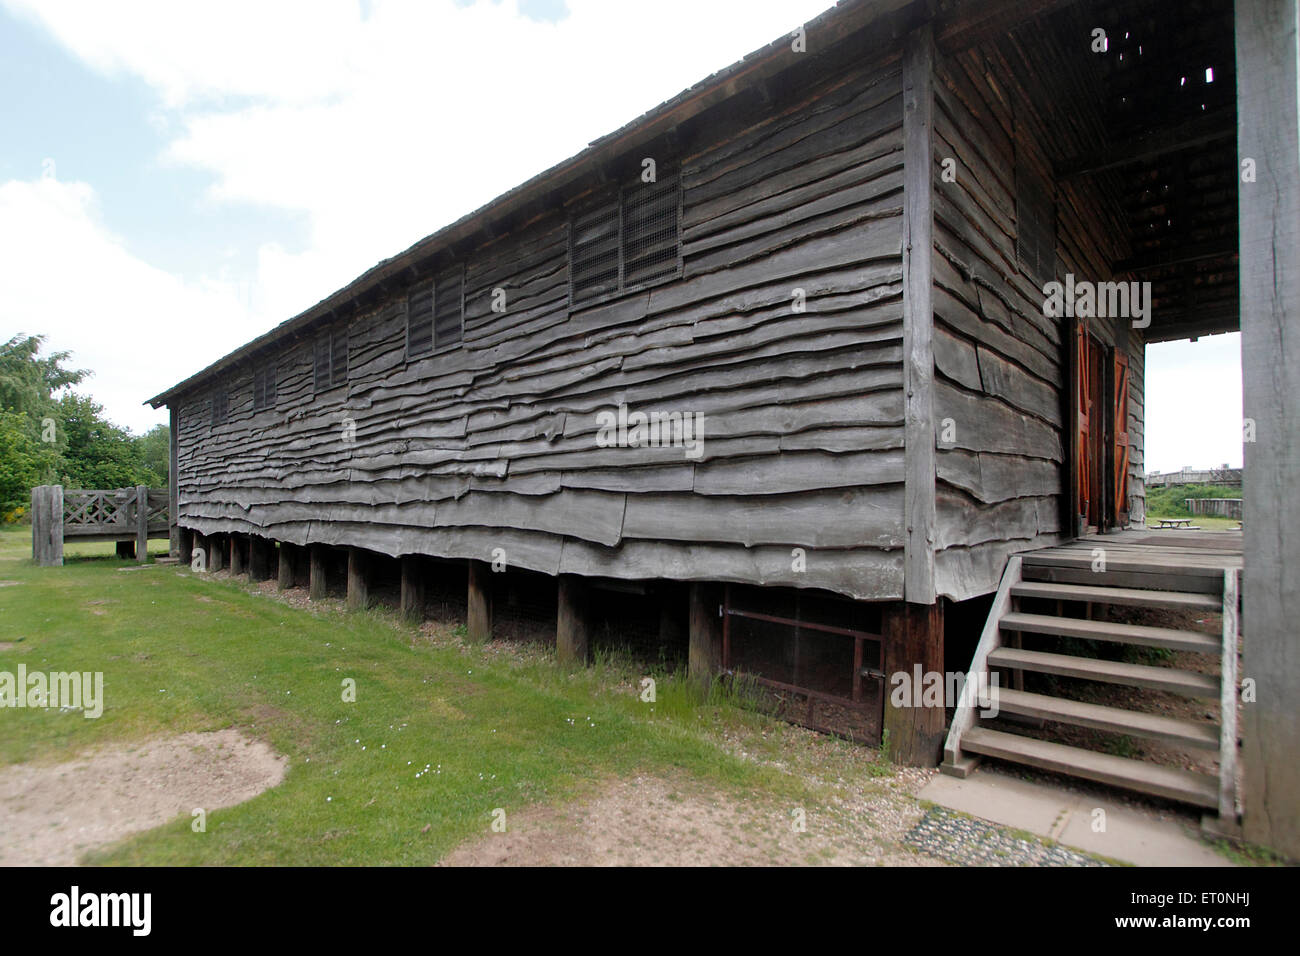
[31,485,169,567]
[1186,497,1244,519]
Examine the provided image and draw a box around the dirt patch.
[0,581,21,587]
[0,729,287,866]
[440,773,939,867]
[0,643,14,651]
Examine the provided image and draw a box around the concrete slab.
[917,768,1235,867]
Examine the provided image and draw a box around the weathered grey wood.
[346,548,370,609]
[400,555,424,622]
[1218,568,1240,822]
[993,688,1219,750]
[309,545,327,600]
[687,582,722,689]
[1238,0,1300,858]
[169,406,179,558]
[135,485,149,564]
[987,646,1219,698]
[466,559,492,641]
[31,486,64,567]
[277,542,296,590]
[208,534,224,573]
[901,22,937,605]
[556,575,589,666]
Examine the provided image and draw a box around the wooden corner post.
[135,485,149,564]
[882,600,946,767]
[31,485,64,567]
[688,582,723,690]
[346,548,370,610]
[901,21,938,605]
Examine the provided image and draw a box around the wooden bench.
[1153,517,1196,529]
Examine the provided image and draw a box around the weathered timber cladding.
[169,57,910,601]
[929,35,1146,601]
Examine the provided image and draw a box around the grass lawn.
[0,526,869,865]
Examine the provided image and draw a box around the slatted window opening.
[252,364,277,411]
[433,264,463,349]
[314,328,349,393]
[210,389,228,426]
[569,169,681,306]
[407,281,435,359]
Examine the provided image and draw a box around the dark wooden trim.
[556,574,589,666]
[466,560,492,641]
[688,582,723,688]
[882,599,945,766]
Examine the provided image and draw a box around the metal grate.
[622,171,680,286]
[406,281,434,358]
[313,335,331,392]
[330,328,348,385]
[210,390,228,426]
[434,264,463,348]
[569,199,621,303]
[252,364,277,411]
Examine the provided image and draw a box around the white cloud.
[1,0,833,429]
[0,176,259,433]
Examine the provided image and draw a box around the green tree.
[55,392,145,491]
[137,423,170,487]
[0,333,88,419]
[0,410,57,517]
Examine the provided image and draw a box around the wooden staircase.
[942,550,1241,826]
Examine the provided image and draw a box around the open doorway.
[1072,320,1131,535]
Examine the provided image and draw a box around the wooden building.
[147,0,1300,855]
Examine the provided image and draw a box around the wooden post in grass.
[688,582,723,689]
[135,485,149,564]
[277,543,295,590]
[249,536,271,581]
[400,555,424,623]
[556,575,589,666]
[882,600,946,766]
[230,535,245,576]
[309,545,327,600]
[346,547,370,610]
[208,534,224,573]
[31,485,63,567]
[466,559,492,641]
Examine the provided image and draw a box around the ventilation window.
[252,364,277,411]
[314,328,349,393]
[569,169,681,305]
[434,264,463,348]
[407,281,434,359]
[211,390,228,426]
[1015,157,1056,286]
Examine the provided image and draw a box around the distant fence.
[1146,467,1242,487]
[31,485,169,567]
[1186,497,1243,519]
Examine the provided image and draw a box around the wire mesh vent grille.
[406,281,434,358]
[434,265,463,348]
[623,172,680,287]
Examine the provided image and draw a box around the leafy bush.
[1146,483,1241,517]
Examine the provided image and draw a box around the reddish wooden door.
[1112,351,1131,526]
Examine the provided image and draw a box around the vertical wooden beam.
[688,582,723,688]
[208,534,224,573]
[135,485,149,564]
[400,555,425,622]
[346,548,370,610]
[31,485,63,567]
[230,534,245,577]
[901,23,937,604]
[249,536,271,581]
[556,575,589,666]
[1237,0,1300,858]
[882,600,946,766]
[277,543,295,590]
[168,405,179,558]
[308,545,327,600]
[466,560,492,641]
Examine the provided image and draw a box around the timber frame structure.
[147,0,1299,857]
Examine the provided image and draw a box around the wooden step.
[1021,562,1224,595]
[960,727,1219,808]
[1011,580,1220,612]
[986,646,1219,698]
[1000,611,1220,654]
[990,688,1220,749]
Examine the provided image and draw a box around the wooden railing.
[31,485,169,566]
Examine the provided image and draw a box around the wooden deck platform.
[1020,530,1242,574]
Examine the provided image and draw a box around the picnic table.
[1153,517,1194,528]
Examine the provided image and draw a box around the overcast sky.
[0,0,1242,474]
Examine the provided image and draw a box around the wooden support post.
[1238,0,1300,858]
[277,543,295,590]
[308,545,327,600]
[556,575,589,666]
[249,536,271,582]
[688,583,723,689]
[208,534,224,573]
[178,528,193,569]
[135,485,149,564]
[168,405,179,558]
[882,601,946,767]
[30,485,64,567]
[466,559,492,641]
[346,548,370,610]
[230,535,245,577]
[400,555,425,623]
